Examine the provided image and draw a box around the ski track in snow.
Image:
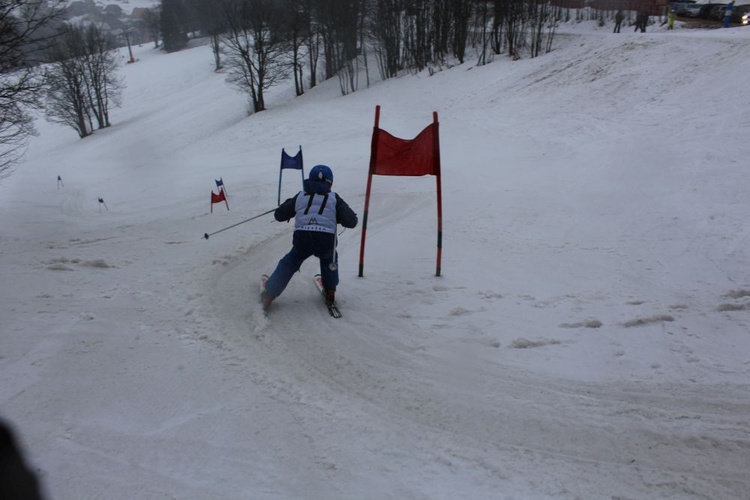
[199,207,750,499]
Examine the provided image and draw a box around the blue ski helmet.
[309,164,333,185]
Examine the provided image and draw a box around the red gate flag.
[359,105,443,277]
[211,187,229,213]
[370,124,440,176]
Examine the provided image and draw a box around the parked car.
[730,4,750,24]
[681,3,704,16]
[697,3,727,19]
[708,3,728,20]
[670,1,694,15]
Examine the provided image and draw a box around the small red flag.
[210,188,229,212]
[211,189,226,204]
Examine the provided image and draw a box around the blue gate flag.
[278,146,304,204]
[214,177,228,197]
[281,148,303,170]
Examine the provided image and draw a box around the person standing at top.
[614,10,624,33]
[262,164,358,309]
[635,11,648,32]
[723,1,735,28]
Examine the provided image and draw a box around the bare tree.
[303,0,321,89]
[333,0,363,95]
[82,26,123,129]
[371,0,403,80]
[44,25,123,138]
[432,0,451,63]
[528,0,553,58]
[142,6,161,48]
[161,0,189,53]
[221,0,290,114]
[356,0,370,88]
[500,0,526,60]
[472,0,493,66]
[189,0,228,71]
[44,27,91,138]
[0,0,65,179]
[451,0,471,63]
[279,0,310,96]
[403,0,432,72]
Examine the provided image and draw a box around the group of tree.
[1,0,124,179]
[158,0,564,114]
[0,0,66,179]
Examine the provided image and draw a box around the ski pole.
[203,208,276,240]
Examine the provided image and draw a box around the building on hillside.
[131,8,150,20]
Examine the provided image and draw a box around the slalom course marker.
[210,187,229,213]
[359,106,443,277]
[278,146,304,205]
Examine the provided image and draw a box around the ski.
[314,274,342,318]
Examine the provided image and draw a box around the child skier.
[262,165,358,309]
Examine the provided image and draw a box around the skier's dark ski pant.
[265,231,337,298]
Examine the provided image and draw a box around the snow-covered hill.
[2,20,749,500]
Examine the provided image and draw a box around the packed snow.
[2,19,750,500]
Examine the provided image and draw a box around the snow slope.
[1,21,749,500]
